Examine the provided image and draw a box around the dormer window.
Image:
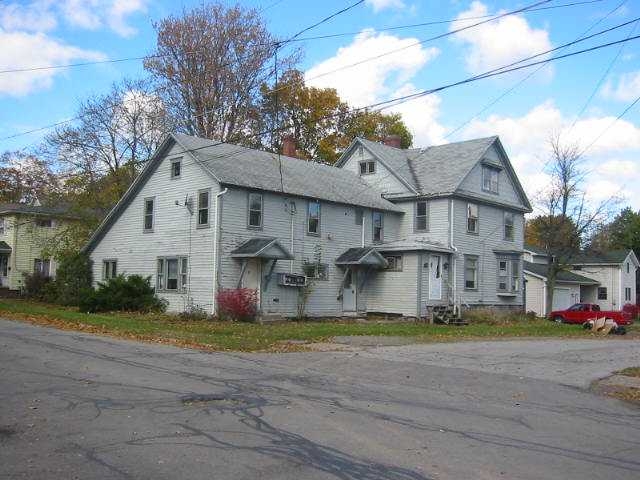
[482,165,499,193]
[359,161,375,175]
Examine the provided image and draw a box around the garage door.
[552,287,571,311]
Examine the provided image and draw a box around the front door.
[242,259,262,307]
[429,254,442,300]
[342,268,357,312]
[0,254,8,287]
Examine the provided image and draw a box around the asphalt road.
[2,320,640,480]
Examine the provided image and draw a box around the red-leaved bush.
[216,288,258,322]
[623,303,640,321]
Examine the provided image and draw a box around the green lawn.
[0,299,619,352]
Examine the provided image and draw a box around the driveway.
[1,319,640,480]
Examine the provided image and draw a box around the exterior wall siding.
[571,265,620,310]
[89,144,220,312]
[365,252,419,316]
[393,198,450,245]
[452,198,524,308]
[621,256,637,305]
[217,187,403,317]
[524,274,545,315]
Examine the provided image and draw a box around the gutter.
[449,198,458,309]
[211,188,228,316]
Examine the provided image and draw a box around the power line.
[445,0,631,139]
[292,0,603,42]
[580,94,640,156]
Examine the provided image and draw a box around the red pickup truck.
[549,303,633,325]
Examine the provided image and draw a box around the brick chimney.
[281,135,297,158]
[383,134,402,148]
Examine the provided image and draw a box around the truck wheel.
[553,316,564,324]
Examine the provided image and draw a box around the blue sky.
[1,0,639,210]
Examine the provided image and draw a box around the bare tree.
[43,78,172,200]
[533,133,617,314]
[144,1,298,142]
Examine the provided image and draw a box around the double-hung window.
[625,287,631,301]
[248,193,263,228]
[197,189,210,227]
[302,262,328,280]
[102,260,117,280]
[33,258,51,277]
[497,257,520,293]
[36,218,53,228]
[307,200,320,235]
[171,159,181,178]
[0,218,4,235]
[482,166,499,193]
[504,212,514,241]
[464,255,478,289]
[415,201,428,232]
[467,203,479,234]
[372,211,383,243]
[143,197,154,232]
[597,287,608,300]
[157,257,188,292]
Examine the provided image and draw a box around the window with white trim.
[504,212,514,241]
[597,287,607,300]
[627,262,630,274]
[33,258,51,277]
[415,201,428,232]
[36,218,53,228]
[359,160,375,175]
[464,255,478,289]
[482,166,499,193]
[157,257,188,291]
[372,211,383,243]
[497,257,520,293]
[625,287,632,301]
[171,159,181,178]
[302,262,328,280]
[197,189,210,227]
[102,260,117,280]
[467,203,479,234]
[247,193,263,228]
[0,218,4,235]
[384,255,403,271]
[143,198,154,232]
[307,200,320,235]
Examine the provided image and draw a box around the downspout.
[361,212,366,247]
[211,187,228,316]
[449,199,458,310]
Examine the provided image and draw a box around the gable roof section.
[0,203,73,217]
[230,237,294,260]
[572,249,638,266]
[174,134,401,213]
[337,136,532,211]
[524,261,599,285]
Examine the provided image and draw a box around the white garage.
[524,261,599,316]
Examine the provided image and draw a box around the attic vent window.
[359,161,375,175]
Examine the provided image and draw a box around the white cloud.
[0,1,57,32]
[450,1,553,78]
[365,0,405,12]
[0,29,105,96]
[306,30,439,107]
[306,30,443,147]
[461,100,640,209]
[601,71,640,102]
[1,0,147,37]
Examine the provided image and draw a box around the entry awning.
[0,241,11,254]
[335,247,388,268]
[230,237,293,260]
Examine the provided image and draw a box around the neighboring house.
[0,203,72,290]
[523,245,639,315]
[84,133,532,317]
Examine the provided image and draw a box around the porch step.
[431,305,468,326]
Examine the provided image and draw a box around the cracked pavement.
[1,319,640,479]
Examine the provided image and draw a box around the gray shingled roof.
[0,203,71,216]
[524,261,599,284]
[174,134,401,213]
[571,250,632,265]
[354,136,498,195]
